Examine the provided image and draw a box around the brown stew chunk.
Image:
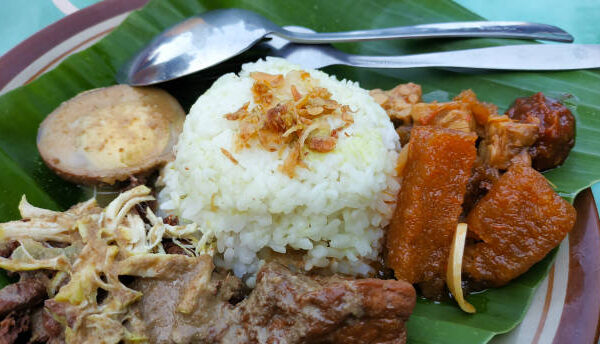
[133,261,415,344]
[463,161,501,216]
[477,115,539,170]
[0,310,30,344]
[409,90,497,134]
[370,83,422,125]
[410,101,477,133]
[395,126,412,146]
[506,92,575,171]
[0,275,47,317]
[386,126,477,288]
[245,264,415,344]
[463,164,576,287]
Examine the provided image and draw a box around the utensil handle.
[340,44,600,70]
[277,21,573,43]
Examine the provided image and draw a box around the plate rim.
[552,189,600,343]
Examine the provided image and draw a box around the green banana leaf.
[1,0,599,343]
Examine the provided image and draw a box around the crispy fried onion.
[224,70,354,177]
[0,186,216,343]
[446,223,476,313]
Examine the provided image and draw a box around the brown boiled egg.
[37,85,185,185]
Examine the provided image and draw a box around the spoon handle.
[276,21,573,43]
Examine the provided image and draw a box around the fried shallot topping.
[224,71,354,178]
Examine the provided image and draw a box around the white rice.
[157,57,400,284]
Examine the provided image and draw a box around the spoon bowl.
[118,9,276,86]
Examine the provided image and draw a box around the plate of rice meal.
[0,1,599,344]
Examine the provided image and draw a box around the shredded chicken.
[224,71,353,178]
[0,186,213,344]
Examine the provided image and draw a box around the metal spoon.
[117,8,573,86]
[264,26,600,71]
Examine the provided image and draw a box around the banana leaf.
[1,0,599,343]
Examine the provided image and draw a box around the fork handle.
[276,21,573,43]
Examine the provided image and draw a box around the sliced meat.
[506,92,575,171]
[386,126,477,298]
[42,307,64,340]
[42,300,66,341]
[163,214,179,226]
[162,240,190,255]
[130,255,231,344]
[29,307,49,343]
[0,276,47,317]
[463,164,577,287]
[0,310,30,344]
[133,260,415,344]
[240,263,415,344]
[316,318,407,344]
